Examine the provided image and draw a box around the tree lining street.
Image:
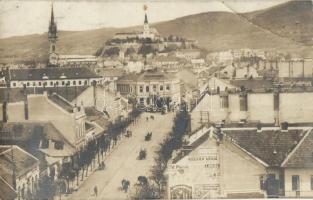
[65,112,175,200]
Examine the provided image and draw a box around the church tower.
[48,3,58,65]
[143,5,150,37]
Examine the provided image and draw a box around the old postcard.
[0,0,313,199]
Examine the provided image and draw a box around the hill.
[0,0,312,63]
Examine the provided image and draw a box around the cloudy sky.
[0,0,289,38]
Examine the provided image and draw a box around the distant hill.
[0,0,312,63]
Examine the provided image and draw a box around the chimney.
[23,84,28,120]
[92,80,97,107]
[281,121,288,132]
[257,123,262,133]
[2,101,7,123]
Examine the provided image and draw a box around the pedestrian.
[94,186,98,197]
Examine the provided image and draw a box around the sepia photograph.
[0,0,313,199]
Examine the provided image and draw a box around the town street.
[66,112,175,200]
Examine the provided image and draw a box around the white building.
[7,67,103,88]
[0,145,40,200]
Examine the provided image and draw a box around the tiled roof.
[9,67,101,81]
[85,107,110,130]
[0,146,38,186]
[97,68,125,77]
[0,176,17,200]
[118,70,177,82]
[282,129,313,168]
[223,128,305,166]
[230,79,273,90]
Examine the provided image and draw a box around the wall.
[280,93,313,123]
[248,93,275,123]
[220,140,266,197]
[191,92,313,131]
[168,138,222,199]
[284,168,313,197]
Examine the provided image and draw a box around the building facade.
[6,67,102,88]
[116,70,181,109]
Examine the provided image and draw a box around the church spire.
[48,2,57,38]
[50,3,55,25]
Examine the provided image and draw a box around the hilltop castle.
[113,5,160,41]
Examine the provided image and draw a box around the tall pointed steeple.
[50,3,55,25]
[48,2,57,38]
[48,2,58,66]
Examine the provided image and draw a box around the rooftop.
[0,176,17,200]
[282,129,313,168]
[172,126,311,168]
[0,145,39,186]
[118,70,177,82]
[223,128,307,167]
[9,67,101,81]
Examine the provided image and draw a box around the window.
[62,81,65,86]
[279,173,284,189]
[292,175,300,191]
[12,82,16,87]
[220,96,229,109]
[38,82,42,86]
[50,81,53,86]
[259,176,266,190]
[33,82,36,86]
[160,85,164,91]
[26,82,30,87]
[311,175,313,190]
[153,85,157,92]
[239,94,248,111]
[79,81,82,85]
[166,84,170,91]
[146,85,149,92]
[139,98,144,104]
[84,80,88,85]
[73,81,76,86]
[139,86,143,93]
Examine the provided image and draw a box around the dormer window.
[60,73,67,79]
[42,73,49,79]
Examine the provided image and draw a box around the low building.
[167,125,313,199]
[0,145,40,200]
[6,67,103,88]
[116,70,181,109]
[57,55,98,67]
[175,49,201,60]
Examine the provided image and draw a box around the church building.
[48,4,98,67]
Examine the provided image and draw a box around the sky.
[0,0,289,38]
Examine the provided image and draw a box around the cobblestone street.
[64,112,175,200]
